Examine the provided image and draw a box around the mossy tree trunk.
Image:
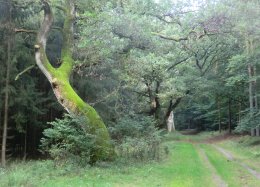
[35,0,114,162]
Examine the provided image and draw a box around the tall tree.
[34,0,114,162]
[1,0,13,167]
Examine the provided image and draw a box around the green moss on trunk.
[35,0,115,162]
[52,71,115,162]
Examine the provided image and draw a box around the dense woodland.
[0,0,260,167]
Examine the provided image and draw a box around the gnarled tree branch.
[15,28,37,34]
[152,32,188,42]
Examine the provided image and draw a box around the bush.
[235,110,260,133]
[109,115,165,161]
[41,114,166,165]
[40,114,96,165]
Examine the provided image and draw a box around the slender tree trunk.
[248,64,254,115]
[250,39,258,110]
[23,123,27,161]
[217,97,221,133]
[253,66,258,110]
[228,98,232,134]
[238,99,241,124]
[35,0,114,162]
[1,34,11,167]
[246,37,255,116]
[256,63,260,111]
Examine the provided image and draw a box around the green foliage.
[40,114,97,165]
[235,110,260,132]
[109,115,164,161]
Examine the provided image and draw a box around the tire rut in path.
[196,145,228,187]
[213,145,260,180]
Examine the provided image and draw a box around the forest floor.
[0,131,260,187]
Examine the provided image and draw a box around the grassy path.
[213,144,260,179]
[200,144,259,187]
[1,133,260,187]
[196,145,227,187]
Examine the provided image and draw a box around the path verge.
[196,145,228,187]
[213,145,260,180]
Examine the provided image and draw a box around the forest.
[0,0,260,186]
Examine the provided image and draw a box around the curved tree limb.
[152,29,219,43]
[35,0,55,81]
[15,28,37,34]
[58,0,75,77]
[167,57,190,71]
[152,32,188,42]
[15,65,35,81]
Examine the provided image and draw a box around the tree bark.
[253,64,258,110]
[250,39,258,110]
[167,111,175,132]
[246,37,256,116]
[164,98,182,121]
[1,3,12,167]
[217,97,221,133]
[1,30,11,168]
[35,0,114,162]
[163,90,190,129]
[228,98,232,134]
[238,100,241,124]
[147,81,161,119]
[23,123,27,161]
[248,64,254,115]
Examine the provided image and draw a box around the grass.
[165,131,219,142]
[0,142,213,187]
[1,132,260,187]
[200,144,259,187]
[217,135,260,172]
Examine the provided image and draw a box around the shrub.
[109,115,165,161]
[40,114,96,165]
[235,110,260,133]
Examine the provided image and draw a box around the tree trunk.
[35,0,114,162]
[253,66,258,110]
[248,64,254,115]
[228,98,232,134]
[23,123,27,161]
[246,37,256,116]
[217,97,221,133]
[148,81,161,119]
[163,91,189,129]
[256,63,260,110]
[250,39,258,111]
[167,111,175,132]
[238,101,241,124]
[1,32,11,168]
